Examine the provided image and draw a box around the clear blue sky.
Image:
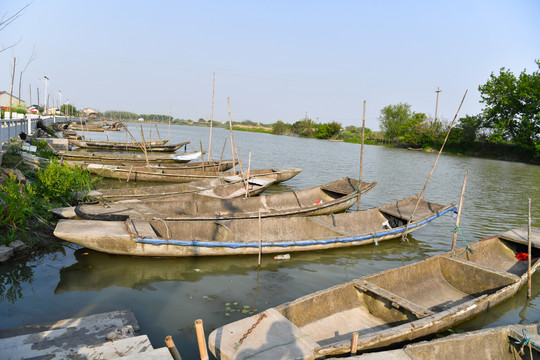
[1,0,539,130]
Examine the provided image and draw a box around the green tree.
[272,120,290,135]
[402,112,426,145]
[478,60,540,155]
[292,116,317,137]
[60,104,77,116]
[378,103,413,139]
[316,121,342,139]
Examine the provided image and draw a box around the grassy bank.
[0,146,98,250]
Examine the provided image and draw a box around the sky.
[1,0,539,130]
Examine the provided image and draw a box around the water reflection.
[0,260,33,303]
[55,237,433,295]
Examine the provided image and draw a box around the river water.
[1,123,539,358]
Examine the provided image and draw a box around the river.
[1,123,539,358]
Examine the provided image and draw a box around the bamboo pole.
[139,125,150,168]
[451,170,468,251]
[200,140,205,172]
[155,123,162,140]
[169,101,172,142]
[528,198,532,298]
[235,148,246,185]
[258,210,262,267]
[351,332,359,355]
[245,152,251,198]
[401,90,468,241]
[358,100,366,211]
[227,97,237,175]
[208,72,215,162]
[194,319,209,360]
[165,335,183,360]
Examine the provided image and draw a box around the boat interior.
[273,236,539,348]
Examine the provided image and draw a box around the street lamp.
[58,90,62,113]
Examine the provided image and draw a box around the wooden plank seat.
[353,279,435,318]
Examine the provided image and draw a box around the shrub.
[0,174,36,240]
[34,159,98,205]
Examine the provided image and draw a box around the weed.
[0,174,36,239]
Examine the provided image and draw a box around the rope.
[451,225,475,258]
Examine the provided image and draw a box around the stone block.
[0,246,14,262]
[9,240,27,252]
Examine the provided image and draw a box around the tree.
[316,121,342,139]
[478,60,540,155]
[378,103,413,139]
[272,120,290,135]
[292,116,317,137]
[0,4,30,54]
[60,104,77,116]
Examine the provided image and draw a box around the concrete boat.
[208,227,540,359]
[72,177,376,221]
[53,195,455,257]
[342,322,540,360]
[81,165,302,183]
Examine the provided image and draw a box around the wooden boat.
[81,164,302,183]
[69,122,124,132]
[83,176,276,202]
[51,176,278,219]
[67,159,237,172]
[207,227,540,360]
[53,195,455,257]
[69,139,190,152]
[72,177,376,221]
[55,150,204,163]
[62,130,82,140]
[340,322,540,360]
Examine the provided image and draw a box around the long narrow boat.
[84,176,277,202]
[51,176,279,219]
[72,177,376,221]
[53,195,455,257]
[69,139,190,152]
[67,159,237,172]
[341,322,540,359]
[69,123,124,132]
[81,164,302,183]
[55,150,204,163]
[207,227,540,360]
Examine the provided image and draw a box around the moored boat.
[81,164,302,183]
[72,177,376,221]
[207,227,540,359]
[84,176,277,202]
[69,139,189,152]
[342,322,540,359]
[55,150,204,163]
[53,195,455,257]
[66,159,237,172]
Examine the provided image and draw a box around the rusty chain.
[233,313,267,351]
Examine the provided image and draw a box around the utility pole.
[433,87,441,135]
[434,87,441,122]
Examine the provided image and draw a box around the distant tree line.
[378,60,540,162]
